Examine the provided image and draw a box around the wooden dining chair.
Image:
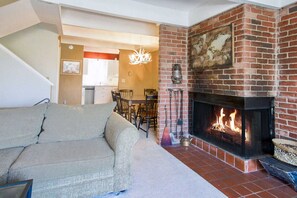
[111,90,118,112]
[137,89,158,120]
[119,89,133,98]
[144,88,157,96]
[119,89,137,120]
[137,95,158,138]
[115,92,137,126]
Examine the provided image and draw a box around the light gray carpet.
[100,131,226,198]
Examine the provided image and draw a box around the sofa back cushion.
[38,102,116,143]
[0,104,47,149]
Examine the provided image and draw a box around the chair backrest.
[111,90,118,112]
[119,89,133,98]
[115,92,130,115]
[111,90,117,102]
[115,92,123,114]
[144,89,157,96]
[145,95,158,118]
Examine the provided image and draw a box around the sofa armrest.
[105,112,139,192]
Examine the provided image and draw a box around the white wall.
[0,0,40,38]
[0,44,52,107]
[0,23,60,102]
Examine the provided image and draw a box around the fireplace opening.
[191,92,275,158]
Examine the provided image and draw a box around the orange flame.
[212,108,250,142]
[215,108,240,132]
[218,108,225,129]
[229,110,241,133]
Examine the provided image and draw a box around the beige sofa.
[0,102,139,197]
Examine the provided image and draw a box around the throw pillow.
[0,104,47,149]
[38,102,116,143]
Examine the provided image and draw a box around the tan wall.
[58,44,84,105]
[118,49,158,95]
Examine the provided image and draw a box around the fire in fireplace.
[191,92,275,158]
[210,107,251,145]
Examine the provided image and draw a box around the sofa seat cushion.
[0,147,24,185]
[0,104,47,149]
[38,103,116,143]
[8,138,114,183]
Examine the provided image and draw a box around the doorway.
[82,58,119,104]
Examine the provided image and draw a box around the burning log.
[210,128,242,145]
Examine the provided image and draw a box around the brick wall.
[188,4,277,97]
[187,4,277,134]
[275,3,297,140]
[158,25,188,143]
[158,3,297,142]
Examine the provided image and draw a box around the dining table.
[121,95,146,122]
[121,95,146,105]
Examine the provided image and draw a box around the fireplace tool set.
[161,63,190,146]
[165,88,190,146]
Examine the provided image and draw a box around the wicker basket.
[272,138,297,166]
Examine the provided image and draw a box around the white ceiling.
[1,0,297,53]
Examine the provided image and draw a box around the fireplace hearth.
[191,92,275,159]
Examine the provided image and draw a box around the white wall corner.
[188,3,240,27]
[0,0,40,38]
[228,0,281,9]
[280,0,297,8]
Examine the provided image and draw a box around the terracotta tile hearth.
[164,145,297,198]
[191,136,263,173]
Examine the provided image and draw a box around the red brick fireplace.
[158,3,297,172]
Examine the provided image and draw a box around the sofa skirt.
[32,170,114,198]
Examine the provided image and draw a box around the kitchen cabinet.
[94,86,117,104]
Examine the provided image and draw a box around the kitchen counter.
[94,86,118,104]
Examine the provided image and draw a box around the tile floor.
[164,145,297,198]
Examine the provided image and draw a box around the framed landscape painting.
[61,60,81,75]
[190,24,233,69]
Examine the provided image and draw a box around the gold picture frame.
[61,59,81,75]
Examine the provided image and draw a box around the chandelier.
[129,48,152,65]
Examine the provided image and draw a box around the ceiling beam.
[41,0,188,26]
[61,7,159,37]
[62,25,159,47]
[61,35,158,51]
